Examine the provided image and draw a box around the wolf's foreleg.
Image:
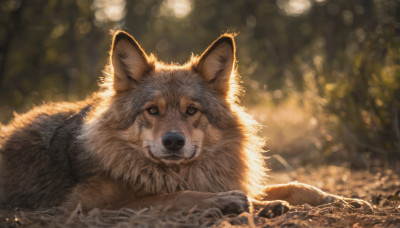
[66,176,249,214]
[260,183,372,210]
[127,190,249,214]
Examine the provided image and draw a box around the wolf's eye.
[147,107,159,115]
[186,107,198,116]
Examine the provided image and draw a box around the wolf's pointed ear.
[111,31,150,92]
[195,34,235,96]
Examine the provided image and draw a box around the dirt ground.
[0,165,399,228]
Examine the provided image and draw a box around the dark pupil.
[187,107,197,115]
[148,107,158,115]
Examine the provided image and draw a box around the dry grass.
[1,166,399,227]
[1,206,227,227]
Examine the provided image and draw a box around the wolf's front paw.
[206,190,249,215]
[256,200,290,218]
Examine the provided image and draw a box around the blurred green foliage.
[0,0,399,165]
[293,0,400,166]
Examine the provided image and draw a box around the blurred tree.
[299,0,400,166]
[0,0,111,122]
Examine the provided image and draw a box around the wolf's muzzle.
[162,132,185,152]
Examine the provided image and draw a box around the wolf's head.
[81,31,266,195]
[105,31,239,165]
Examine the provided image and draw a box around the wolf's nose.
[162,132,185,151]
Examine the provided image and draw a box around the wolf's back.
[0,100,94,209]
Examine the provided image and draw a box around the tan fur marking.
[143,98,166,116]
[179,97,200,113]
[203,124,222,145]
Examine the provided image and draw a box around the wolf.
[0,31,370,214]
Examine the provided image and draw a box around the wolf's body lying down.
[0,31,370,214]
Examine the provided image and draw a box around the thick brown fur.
[0,31,371,214]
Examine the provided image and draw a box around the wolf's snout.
[162,132,185,151]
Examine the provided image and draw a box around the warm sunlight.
[277,0,312,16]
[92,0,126,23]
[160,0,193,18]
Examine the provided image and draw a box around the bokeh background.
[1,0,399,170]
